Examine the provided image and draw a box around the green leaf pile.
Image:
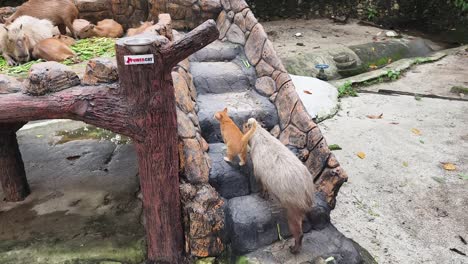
[0,37,116,76]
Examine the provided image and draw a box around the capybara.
[52,34,75,46]
[72,19,91,36]
[127,21,154,36]
[243,118,315,254]
[4,0,79,38]
[3,16,55,65]
[32,38,75,62]
[78,19,123,38]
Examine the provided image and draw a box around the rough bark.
[0,123,29,202]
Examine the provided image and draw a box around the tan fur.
[78,19,124,39]
[72,19,91,35]
[5,0,78,37]
[214,108,257,166]
[52,34,75,46]
[3,16,55,65]
[127,21,154,36]
[244,118,315,254]
[32,38,75,62]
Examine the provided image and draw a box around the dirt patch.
[263,18,447,60]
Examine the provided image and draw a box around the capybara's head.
[78,24,95,39]
[214,107,229,122]
[6,24,31,64]
[53,34,75,46]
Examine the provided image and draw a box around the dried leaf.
[387,58,392,64]
[419,139,425,144]
[357,152,366,159]
[411,128,422,135]
[403,161,408,167]
[366,113,383,119]
[303,90,313,95]
[329,144,342,151]
[369,64,378,69]
[441,162,457,171]
[36,134,43,138]
[390,122,399,125]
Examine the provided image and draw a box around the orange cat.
[214,108,257,166]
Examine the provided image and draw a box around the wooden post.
[0,123,30,202]
[114,20,218,263]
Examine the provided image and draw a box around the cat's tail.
[241,118,257,144]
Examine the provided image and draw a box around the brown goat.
[5,0,79,38]
[32,38,75,62]
[127,21,154,36]
[78,19,124,39]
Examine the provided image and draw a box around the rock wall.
[172,54,225,258]
[74,0,222,29]
[217,0,348,209]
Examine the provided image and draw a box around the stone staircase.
[190,40,295,254]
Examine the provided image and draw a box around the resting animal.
[244,118,315,254]
[78,19,124,38]
[127,21,154,36]
[72,19,91,36]
[4,0,78,38]
[3,16,55,65]
[32,38,75,62]
[214,108,256,166]
[52,34,76,46]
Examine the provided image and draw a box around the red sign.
[124,54,154,65]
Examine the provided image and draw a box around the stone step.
[225,194,313,254]
[197,91,279,143]
[190,61,256,95]
[189,40,242,62]
[208,143,258,199]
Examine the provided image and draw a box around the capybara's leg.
[287,207,304,254]
[58,24,67,35]
[65,20,76,38]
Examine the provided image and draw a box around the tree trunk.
[0,123,30,202]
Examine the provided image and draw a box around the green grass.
[450,86,468,94]
[338,81,358,98]
[0,37,116,76]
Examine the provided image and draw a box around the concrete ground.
[0,122,145,264]
[320,66,468,263]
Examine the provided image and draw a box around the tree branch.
[161,19,219,68]
[0,86,143,140]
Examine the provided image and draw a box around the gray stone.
[226,194,312,254]
[190,40,242,62]
[245,23,267,66]
[0,74,22,94]
[229,0,248,12]
[234,12,246,32]
[199,0,222,13]
[25,62,80,96]
[82,58,118,85]
[177,107,197,138]
[190,61,255,95]
[245,224,365,263]
[255,76,276,96]
[197,90,278,143]
[208,143,252,199]
[290,74,339,121]
[226,24,246,45]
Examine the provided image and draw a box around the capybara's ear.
[215,112,221,120]
[223,107,227,113]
